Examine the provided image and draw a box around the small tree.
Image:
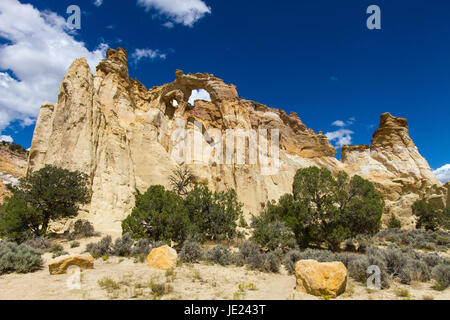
[0,165,89,240]
[253,166,384,250]
[412,200,449,231]
[412,200,439,231]
[122,185,191,243]
[184,184,243,241]
[169,167,195,196]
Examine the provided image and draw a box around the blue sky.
[0,0,449,181]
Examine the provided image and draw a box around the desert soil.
[0,237,448,300]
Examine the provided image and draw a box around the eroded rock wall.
[27,48,446,232]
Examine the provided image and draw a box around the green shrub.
[179,238,204,263]
[388,214,402,229]
[205,245,233,266]
[122,185,191,243]
[431,264,450,290]
[86,236,113,257]
[70,241,80,248]
[0,196,40,242]
[258,167,384,250]
[52,250,68,258]
[0,241,43,274]
[185,184,243,241]
[412,200,441,231]
[49,243,64,254]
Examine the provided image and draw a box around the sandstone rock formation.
[0,144,28,203]
[295,259,348,297]
[48,253,94,275]
[341,113,448,228]
[147,245,178,270]
[27,47,447,232]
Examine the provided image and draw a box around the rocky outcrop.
[295,260,348,297]
[341,113,447,228]
[48,254,94,275]
[0,144,28,203]
[27,47,446,232]
[147,245,178,270]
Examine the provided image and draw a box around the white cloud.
[332,117,355,127]
[189,89,211,105]
[332,120,346,127]
[0,0,108,132]
[325,129,354,148]
[94,0,103,7]
[0,135,13,143]
[433,164,450,184]
[137,0,211,27]
[327,117,356,148]
[131,48,167,64]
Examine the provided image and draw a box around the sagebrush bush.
[68,220,97,240]
[0,241,43,274]
[431,263,450,290]
[24,237,51,250]
[347,255,370,282]
[247,252,280,273]
[282,249,303,275]
[375,229,450,251]
[205,245,233,266]
[131,239,153,255]
[422,252,445,268]
[86,236,112,257]
[112,233,134,256]
[179,238,204,263]
[250,219,296,252]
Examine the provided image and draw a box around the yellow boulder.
[295,259,347,298]
[147,245,178,270]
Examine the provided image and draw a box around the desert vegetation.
[0,165,90,241]
[0,165,448,299]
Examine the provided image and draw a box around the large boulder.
[147,245,178,270]
[48,253,94,275]
[295,259,348,298]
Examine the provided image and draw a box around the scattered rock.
[295,259,348,298]
[147,245,178,270]
[48,253,94,275]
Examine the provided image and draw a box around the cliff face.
[27,48,447,232]
[0,145,28,203]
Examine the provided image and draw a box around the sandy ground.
[0,237,449,300]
